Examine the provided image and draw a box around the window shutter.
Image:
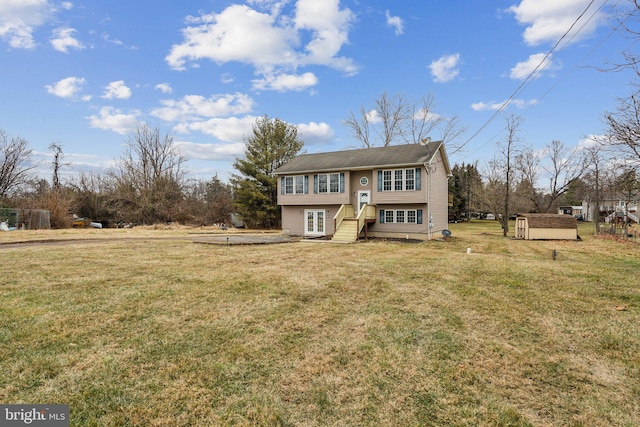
[415,168,421,191]
[304,175,309,194]
[417,209,423,224]
[379,209,385,224]
[281,177,285,195]
[340,173,345,193]
[377,170,382,191]
[313,174,318,194]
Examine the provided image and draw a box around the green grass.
[1,221,639,426]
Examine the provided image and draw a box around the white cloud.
[174,116,257,143]
[166,1,357,84]
[508,0,607,46]
[87,106,141,134]
[385,10,404,36]
[45,76,86,98]
[365,109,382,124]
[429,53,461,83]
[101,33,137,50]
[297,121,334,145]
[0,0,54,49]
[102,80,132,99]
[471,98,537,111]
[510,52,556,80]
[252,72,318,91]
[50,27,84,53]
[294,0,356,72]
[166,5,297,71]
[155,83,173,94]
[175,141,246,160]
[151,93,254,122]
[61,2,73,10]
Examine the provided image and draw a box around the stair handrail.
[334,204,354,232]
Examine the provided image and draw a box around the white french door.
[304,209,325,236]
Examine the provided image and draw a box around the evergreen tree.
[232,115,303,228]
[448,162,482,221]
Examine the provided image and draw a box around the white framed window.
[318,174,328,193]
[383,171,392,191]
[330,174,340,193]
[380,209,422,224]
[314,173,344,194]
[282,175,307,195]
[295,176,304,194]
[385,210,395,223]
[405,169,415,190]
[378,168,421,192]
[394,170,404,191]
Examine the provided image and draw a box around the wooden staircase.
[332,204,376,242]
[332,219,359,241]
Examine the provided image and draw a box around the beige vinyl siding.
[427,149,449,236]
[373,167,427,204]
[369,204,428,234]
[277,172,351,206]
[281,205,341,236]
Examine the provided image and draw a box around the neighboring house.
[582,197,638,224]
[515,213,578,240]
[557,206,584,220]
[274,141,451,241]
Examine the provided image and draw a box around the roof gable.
[275,141,446,175]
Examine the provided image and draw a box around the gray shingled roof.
[275,141,444,174]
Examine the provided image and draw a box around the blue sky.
[0,0,636,182]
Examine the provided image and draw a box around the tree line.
[0,117,302,229]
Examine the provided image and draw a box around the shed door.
[516,218,526,239]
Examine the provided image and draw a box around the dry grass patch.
[1,222,639,426]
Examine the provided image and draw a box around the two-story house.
[274,140,451,241]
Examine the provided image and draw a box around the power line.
[450,0,606,156]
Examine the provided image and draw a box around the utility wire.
[450,0,604,156]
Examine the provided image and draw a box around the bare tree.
[345,105,373,147]
[345,92,407,147]
[604,92,640,163]
[480,115,524,236]
[110,124,186,224]
[344,92,466,148]
[0,129,35,199]
[49,142,70,190]
[583,141,608,231]
[539,140,587,212]
[612,162,640,236]
[516,147,542,211]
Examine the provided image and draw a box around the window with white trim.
[383,171,392,191]
[379,209,422,224]
[378,168,421,192]
[315,173,344,194]
[282,175,307,195]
